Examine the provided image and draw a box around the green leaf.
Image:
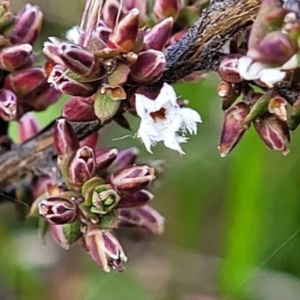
[94,90,121,123]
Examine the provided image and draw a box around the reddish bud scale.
[219,102,250,157]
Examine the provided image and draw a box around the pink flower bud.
[95,148,118,172]
[109,165,155,193]
[101,0,126,29]
[247,31,298,66]
[108,147,139,173]
[80,132,99,149]
[108,8,140,52]
[50,221,82,250]
[38,196,79,224]
[0,88,18,121]
[118,205,164,234]
[10,4,43,44]
[85,228,127,272]
[254,113,290,155]
[67,146,96,189]
[218,54,244,83]
[59,42,105,78]
[49,65,96,97]
[43,38,65,65]
[54,119,79,156]
[219,102,250,157]
[130,50,166,83]
[18,112,40,142]
[153,0,182,21]
[143,17,173,51]
[118,189,153,208]
[4,67,46,96]
[62,96,97,122]
[0,44,33,71]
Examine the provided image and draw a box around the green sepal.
[62,220,82,245]
[81,176,104,206]
[94,89,121,123]
[99,210,118,229]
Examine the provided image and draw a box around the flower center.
[150,108,166,122]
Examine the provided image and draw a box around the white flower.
[238,55,298,88]
[66,26,82,44]
[135,83,202,155]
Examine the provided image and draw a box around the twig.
[0,0,276,192]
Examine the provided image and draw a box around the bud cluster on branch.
[1,0,300,272]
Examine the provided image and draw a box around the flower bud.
[219,102,250,157]
[38,195,79,224]
[247,31,298,66]
[254,113,290,155]
[54,119,79,156]
[43,38,65,65]
[59,42,105,78]
[101,0,126,29]
[10,4,43,44]
[85,228,127,272]
[217,81,232,98]
[108,8,139,52]
[48,65,96,97]
[67,146,96,189]
[80,132,98,149]
[118,189,153,208]
[110,165,155,193]
[118,205,164,234]
[50,221,82,250]
[18,112,40,142]
[108,147,139,173]
[130,50,166,83]
[0,88,18,121]
[218,54,244,83]
[4,67,46,95]
[268,96,287,121]
[143,17,173,51]
[89,184,121,214]
[153,0,182,21]
[95,148,118,172]
[0,44,33,71]
[0,1,13,33]
[62,96,97,122]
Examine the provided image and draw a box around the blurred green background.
[1,1,300,300]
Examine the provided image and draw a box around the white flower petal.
[259,68,286,87]
[155,83,177,109]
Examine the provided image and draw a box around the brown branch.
[0,0,263,192]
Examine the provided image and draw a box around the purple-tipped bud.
[143,17,173,50]
[62,96,97,122]
[101,0,126,29]
[118,205,164,234]
[43,38,65,65]
[59,42,105,78]
[218,54,244,83]
[18,112,40,142]
[108,8,139,53]
[4,67,46,96]
[95,148,118,172]
[38,196,79,224]
[254,113,290,155]
[80,132,99,149]
[153,0,182,21]
[49,65,96,97]
[0,88,18,121]
[219,102,250,157]
[0,44,33,71]
[10,4,43,44]
[109,165,155,193]
[118,189,153,208]
[54,119,79,156]
[268,96,287,121]
[108,147,139,173]
[67,146,96,189]
[50,221,82,250]
[247,31,298,66]
[85,228,127,272]
[130,50,166,83]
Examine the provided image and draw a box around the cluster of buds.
[29,119,164,272]
[0,2,61,122]
[43,0,203,154]
[216,0,300,157]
